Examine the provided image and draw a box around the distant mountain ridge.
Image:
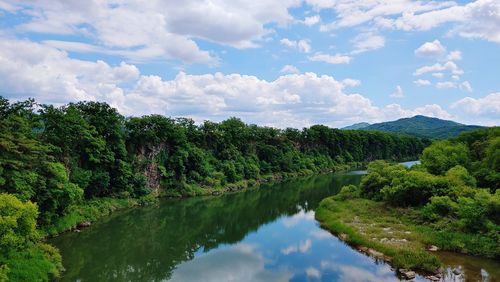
[342,122,371,130]
[342,115,483,139]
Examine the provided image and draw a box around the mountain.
[344,115,483,139]
[342,122,371,130]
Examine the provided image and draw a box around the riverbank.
[43,163,360,237]
[315,196,498,278]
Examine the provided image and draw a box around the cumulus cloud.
[281,239,312,255]
[0,38,459,128]
[308,53,352,64]
[314,0,455,31]
[306,267,321,279]
[2,0,302,63]
[351,32,385,54]
[303,15,321,26]
[320,261,399,282]
[280,38,312,53]
[447,50,462,61]
[414,79,431,86]
[390,85,404,98]
[415,40,446,57]
[280,65,300,74]
[460,81,473,92]
[436,81,456,89]
[451,92,500,118]
[314,0,500,44]
[450,0,500,44]
[170,244,292,282]
[414,61,463,76]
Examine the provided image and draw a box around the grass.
[315,197,442,273]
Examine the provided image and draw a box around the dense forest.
[0,96,429,280]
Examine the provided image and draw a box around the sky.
[0,0,499,128]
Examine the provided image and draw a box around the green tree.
[421,140,470,175]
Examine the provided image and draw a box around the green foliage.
[0,193,62,281]
[359,160,406,200]
[334,184,360,200]
[0,194,39,252]
[355,127,500,258]
[421,140,470,175]
[0,96,432,280]
[357,115,483,139]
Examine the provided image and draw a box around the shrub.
[421,141,470,175]
[334,185,360,200]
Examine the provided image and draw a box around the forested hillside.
[343,115,483,139]
[0,96,429,280]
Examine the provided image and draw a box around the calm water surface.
[51,172,499,282]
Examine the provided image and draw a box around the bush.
[457,190,493,232]
[381,171,451,207]
[421,141,470,175]
[334,185,360,200]
[0,193,39,252]
[422,196,458,221]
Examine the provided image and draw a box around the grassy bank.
[316,195,499,274]
[316,196,443,273]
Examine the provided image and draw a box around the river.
[50,171,499,281]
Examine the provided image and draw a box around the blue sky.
[0,0,498,127]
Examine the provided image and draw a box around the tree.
[421,140,470,175]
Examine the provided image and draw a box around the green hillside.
[345,115,484,139]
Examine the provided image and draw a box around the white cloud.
[315,0,456,31]
[451,92,500,121]
[314,0,500,44]
[299,239,312,253]
[0,38,459,128]
[308,53,352,64]
[280,38,297,48]
[460,81,473,92]
[320,261,399,282]
[170,244,292,282]
[303,15,321,26]
[281,239,312,255]
[342,78,361,87]
[280,38,312,53]
[414,61,463,76]
[390,85,404,98]
[432,72,445,79]
[450,0,500,44]
[414,79,431,86]
[413,104,453,119]
[415,40,446,57]
[447,50,462,61]
[351,32,385,54]
[280,65,300,74]
[3,0,303,63]
[306,267,321,279]
[436,81,457,89]
[310,229,332,239]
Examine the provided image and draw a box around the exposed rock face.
[137,143,166,194]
